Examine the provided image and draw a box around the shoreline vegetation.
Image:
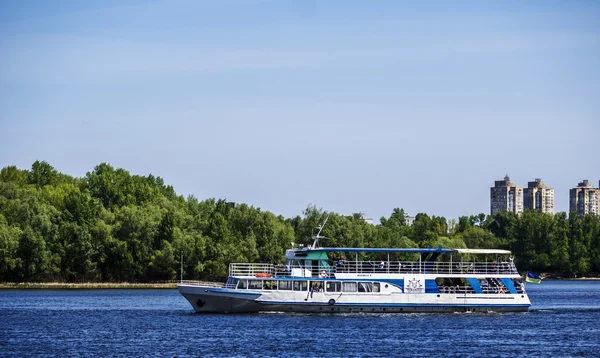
[1,161,599,284]
[0,282,178,289]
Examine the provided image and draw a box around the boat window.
[342,282,357,292]
[263,280,277,290]
[358,282,372,293]
[373,283,380,292]
[311,281,324,292]
[278,281,292,290]
[326,281,341,292]
[237,280,248,289]
[293,280,308,291]
[435,278,450,286]
[248,280,262,290]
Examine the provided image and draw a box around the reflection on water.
[1,281,599,357]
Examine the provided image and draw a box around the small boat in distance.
[178,231,531,313]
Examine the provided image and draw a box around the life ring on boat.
[256,273,271,278]
[319,270,328,278]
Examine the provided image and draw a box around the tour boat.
[178,233,531,313]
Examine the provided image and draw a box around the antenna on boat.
[180,251,183,283]
[312,215,330,249]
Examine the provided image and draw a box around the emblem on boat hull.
[405,276,425,293]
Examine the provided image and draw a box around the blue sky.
[1,0,599,221]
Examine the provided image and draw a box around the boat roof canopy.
[295,247,511,255]
[453,249,512,254]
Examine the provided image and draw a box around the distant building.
[569,180,600,216]
[404,214,415,226]
[524,178,554,214]
[490,175,524,215]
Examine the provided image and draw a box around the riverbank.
[540,273,600,280]
[0,282,178,289]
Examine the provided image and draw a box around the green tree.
[411,213,437,247]
[569,213,591,275]
[549,212,570,272]
[0,215,22,281]
[0,166,29,185]
[17,227,51,281]
[30,161,58,189]
[588,215,600,272]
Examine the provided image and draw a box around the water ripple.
[0,281,599,357]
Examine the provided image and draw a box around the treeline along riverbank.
[1,161,599,283]
[0,282,177,289]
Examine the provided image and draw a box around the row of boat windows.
[231,279,381,293]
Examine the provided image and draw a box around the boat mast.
[312,215,329,249]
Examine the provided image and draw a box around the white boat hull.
[178,284,530,313]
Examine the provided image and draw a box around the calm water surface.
[1,281,599,357]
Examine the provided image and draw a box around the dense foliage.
[1,161,599,282]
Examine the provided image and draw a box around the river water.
[1,280,599,357]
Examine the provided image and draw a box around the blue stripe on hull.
[500,278,518,294]
[425,280,439,293]
[466,278,483,293]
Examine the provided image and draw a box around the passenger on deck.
[312,283,319,293]
[379,261,385,269]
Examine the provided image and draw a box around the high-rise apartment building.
[524,178,554,214]
[569,180,600,215]
[490,175,524,215]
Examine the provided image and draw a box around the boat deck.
[229,261,519,278]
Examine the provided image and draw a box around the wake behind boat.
[178,234,530,313]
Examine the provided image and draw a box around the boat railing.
[335,261,519,275]
[229,263,276,277]
[438,283,524,294]
[179,280,237,289]
[227,260,519,278]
